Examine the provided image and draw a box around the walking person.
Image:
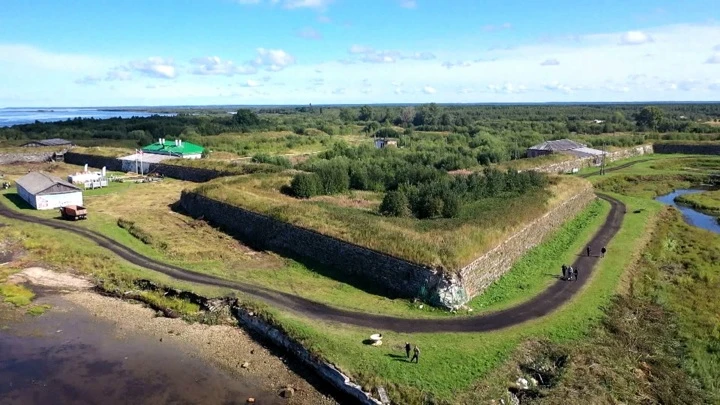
[411,345,420,363]
[601,247,607,258]
[567,266,574,281]
[405,342,411,359]
[586,246,592,257]
[573,267,579,281]
[561,264,568,281]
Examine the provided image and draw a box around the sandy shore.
[63,291,337,405]
[2,267,337,405]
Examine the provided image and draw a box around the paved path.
[0,193,625,333]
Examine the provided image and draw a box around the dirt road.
[0,194,625,333]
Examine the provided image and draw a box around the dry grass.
[82,179,282,269]
[0,162,88,182]
[193,173,592,271]
[71,146,134,157]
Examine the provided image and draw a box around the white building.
[118,153,178,174]
[15,172,83,210]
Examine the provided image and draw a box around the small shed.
[374,139,398,149]
[15,172,83,210]
[526,139,586,158]
[21,138,73,148]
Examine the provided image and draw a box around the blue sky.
[0,0,719,106]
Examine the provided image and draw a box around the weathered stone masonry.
[180,191,447,303]
[458,185,596,296]
[180,186,595,307]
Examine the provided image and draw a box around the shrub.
[251,153,292,168]
[379,191,410,217]
[290,173,323,198]
[374,127,399,139]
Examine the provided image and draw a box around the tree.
[635,106,664,131]
[379,191,410,217]
[441,195,461,218]
[374,127,399,139]
[363,121,380,135]
[290,173,323,198]
[400,107,416,127]
[359,105,373,121]
[234,109,260,127]
[339,108,357,123]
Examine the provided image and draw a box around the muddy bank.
[0,291,336,405]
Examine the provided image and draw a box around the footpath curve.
[0,193,624,333]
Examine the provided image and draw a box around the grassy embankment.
[194,173,590,271]
[675,189,720,220]
[459,207,720,404]
[248,192,659,403]
[1,187,651,404]
[186,129,370,157]
[0,168,608,319]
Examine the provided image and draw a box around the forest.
[2,103,720,145]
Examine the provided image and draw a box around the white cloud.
[251,48,296,71]
[619,30,653,45]
[714,44,720,51]
[544,81,575,93]
[540,58,560,66]
[482,22,512,32]
[403,52,436,60]
[349,44,374,54]
[442,60,472,69]
[105,66,132,81]
[74,75,101,85]
[129,57,177,79]
[236,0,332,9]
[487,83,527,94]
[282,0,332,9]
[317,15,331,23]
[332,87,346,94]
[0,44,113,72]
[296,26,323,40]
[705,53,720,64]
[423,85,436,94]
[348,46,434,63]
[399,0,416,9]
[190,56,257,76]
[241,79,261,87]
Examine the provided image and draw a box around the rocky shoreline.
[2,268,338,405]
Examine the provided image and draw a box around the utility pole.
[601,142,606,175]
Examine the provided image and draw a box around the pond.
[655,189,720,234]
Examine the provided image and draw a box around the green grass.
[194,173,590,271]
[675,189,720,217]
[241,193,661,404]
[27,304,51,316]
[467,198,610,312]
[0,283,35,306]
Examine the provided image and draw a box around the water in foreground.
[655,189,720,234]
[0,292,334,405]
[0,108,173,127]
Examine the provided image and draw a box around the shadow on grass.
[169,199,408,301]
[2,193,34,211]
[385,353,410,362]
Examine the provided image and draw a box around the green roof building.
[141,138,204,159]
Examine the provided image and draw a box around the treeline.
[288,144,547,219]
[2,104,718,146]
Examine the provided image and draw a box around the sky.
[0,0,719,107]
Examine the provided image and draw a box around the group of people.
[562,246,607,281]
[405,342,420,363]
[561,264,578,281]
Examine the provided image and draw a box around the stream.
[655,189,720,234]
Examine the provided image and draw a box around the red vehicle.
[59,205,87,221]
